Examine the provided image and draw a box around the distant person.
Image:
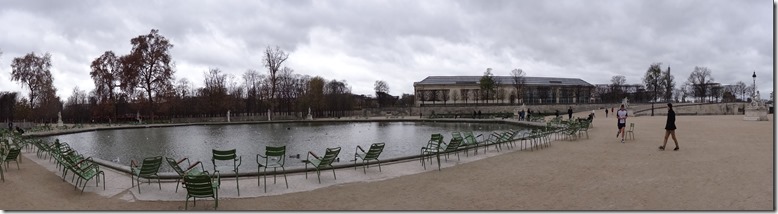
[616,104,628,143]
[659,103,679,151]
[477,110,482,119]
[605,108,609,118]
[7,122,12,131]
[555,109,560,118]
[15,126,24,135]
[611,107,614,114]
[567,106,573,120]
[591,109,595,118]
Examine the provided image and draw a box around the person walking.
[605,108,609,118]
[616,104,628,143]
[567,106,573,120]
[659,103,679,151]
[555,109,560,118]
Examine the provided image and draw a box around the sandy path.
[0,113,772,210]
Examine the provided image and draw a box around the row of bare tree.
[1,30,416,124]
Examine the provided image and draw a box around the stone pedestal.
[57,112,64,127]
[743,94,769,121]
[743,107,769,121]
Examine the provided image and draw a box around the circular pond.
[39,121,529,173]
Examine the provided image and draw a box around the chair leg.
[282,167,288,189]
[235,170,240,196]
[257,166,261,186]
[316,170,321,184]
[175,178,180,193]
[263,167,267,193]
[157,177,162,190]
[377,160,381,172]
[101,172,106,190]
[332,167,337,180]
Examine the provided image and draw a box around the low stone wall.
[414,103,616,118]
[633,103,746,116]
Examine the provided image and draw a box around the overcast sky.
[0,0,773,100]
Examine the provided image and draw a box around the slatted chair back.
[212,149,237,161]
[183,171,218,210]
[451,132,463,141]
[4,147,20,161]
[166,157,186,176]
[185,173,216,197]
[430,133,443,144]
[443,137,462,152]
[139,156,163,175]
[318,147,341,167]
[264,146,286,166]
[362,143,385,160]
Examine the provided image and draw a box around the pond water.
[39,121,529,173]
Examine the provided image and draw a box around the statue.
[267,109,271,121]
[227,110,231,122]
[57,111,64,127]
[306,107,313,120]
[136,111,142,124]
[744,91,768,121]
[621,97,629,108]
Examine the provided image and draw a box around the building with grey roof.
[413,76,595,107]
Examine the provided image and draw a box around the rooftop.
[414,76,593,87]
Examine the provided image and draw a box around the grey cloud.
[0,0,772,99]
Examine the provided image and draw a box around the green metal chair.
[354,143,385,174]
[3,146,21,171]
[212,149,241,196]
[304,147,341,184]
[66,157,105,194]
[461,131,481,156]
[130,156,163,194]
[419,134,444,165]
[166,157,205,193]
[183,171,220,210]
[256,146,288,193]
[421,136,463,171]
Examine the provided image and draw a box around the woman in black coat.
[659,103,679,151]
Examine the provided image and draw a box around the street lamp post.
[752,71,757,96]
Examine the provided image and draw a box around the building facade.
[413,76,595,107]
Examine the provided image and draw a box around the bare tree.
[120,29,175,120]
[479,68,496,103]
[661,66,675,102]
[734,81,747,101]
[262,46,289,110]
[609,75,626,101]
[307,76,326,116]
[90,51,121,120]
[687,66,714,102]
[510,68,526,104]
[374,80,390,107]
[242,69,263,115]
[460,89,469,104]
[11,52,55,108]
[643,63,663,102]
[203,68,228,115]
